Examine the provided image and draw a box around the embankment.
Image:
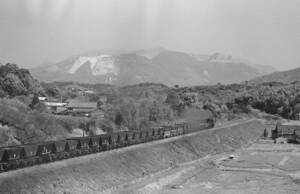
[0,119,265,194]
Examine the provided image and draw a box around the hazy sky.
[1,0,300,70]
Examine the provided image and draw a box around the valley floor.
[114,140,300,194]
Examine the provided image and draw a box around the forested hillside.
[0,63,44,97]
[0,64,215,146]
[1,63,296,147]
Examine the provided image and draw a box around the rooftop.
[45,102,67,107]
[67,102,97,109]
[281,120,300,126]
[68,108,95,113]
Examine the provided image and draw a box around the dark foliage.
[0,63,45,97]
[115,112,124,126]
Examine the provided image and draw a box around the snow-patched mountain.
[68,55,118,76]
[190,52,276,75]
[30,49,276,86]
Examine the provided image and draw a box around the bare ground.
[120,141,300,194]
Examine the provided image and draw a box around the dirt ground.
[115,140,300,194]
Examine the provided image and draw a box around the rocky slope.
[30,49,276,86]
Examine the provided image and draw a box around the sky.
[1,0,300,70]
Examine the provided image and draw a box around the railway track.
[0,118,258,174]
[0,118,265,194]
[0,121,214,173]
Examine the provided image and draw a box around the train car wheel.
[0,165,4,173]
[15,161,21,169]
[0,164,4,172]
[3,163,10,171]
[21,160,27,168]
[10,163,16,170]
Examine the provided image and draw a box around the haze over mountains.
[31,48,276,86]
[250,67,300,84]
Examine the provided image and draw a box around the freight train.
[0,120,214,173]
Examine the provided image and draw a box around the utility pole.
[83,119,85,137]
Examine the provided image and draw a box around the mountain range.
[30,48,276,86]
[250,67,300,84]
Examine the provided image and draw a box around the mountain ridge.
[30,48,276,86]
[250,66,300,84]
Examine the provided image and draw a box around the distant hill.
[190,52,276,75]
[250,67,300,84]
[30,49,276,86]
[134,47,166,59]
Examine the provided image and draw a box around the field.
[124,141,300,194]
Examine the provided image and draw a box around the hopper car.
[0,121,214,172]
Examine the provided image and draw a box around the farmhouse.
[273,120,300,142]
[38,96,47,101]
[83,90,95,95]
[66,102,97,117]
[44,102,68,112]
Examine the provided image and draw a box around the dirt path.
[113,154,223,194]
[278,156,289,166]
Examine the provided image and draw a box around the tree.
[165,91,185,114]
[97,100,103,109]
[30,94,39,109]
[79,120,91,136]
[45,86,60,98]
[0,87,7,98]
[115,112,124,126]
[263,128,268,139]
[34,102,47,112]
[149,103,159,121]
[293,103,300,119]
[165,91,181,105]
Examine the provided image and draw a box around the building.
[44,102,68,112]
[66,102,97,117]
[38,96,47,101]
[83,90,95,95]
[273,120,300,142]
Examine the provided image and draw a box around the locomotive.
[0,120,214,173]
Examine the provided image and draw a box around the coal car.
[67,137,91,155]
[2,147,23,170]
[0,120,213,173]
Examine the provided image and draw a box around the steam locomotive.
[0,120,214,173]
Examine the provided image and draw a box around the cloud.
[26,0,43,19]
[49,0,72,21]
[22,0,72,21]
